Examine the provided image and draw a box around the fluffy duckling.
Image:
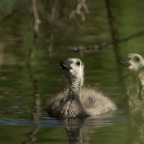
[46,58,117,118]
[119,53,144,109]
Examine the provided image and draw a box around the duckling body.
[124,81,141,109]
[81,87,116,115]
[46,58,116,118]
[47,88,117,117]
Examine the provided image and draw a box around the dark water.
[0,0,144,143]
[0,50,130,144]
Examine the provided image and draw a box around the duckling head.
[120,53,144,99]
[119,53,144,72]
[60,58,84,87]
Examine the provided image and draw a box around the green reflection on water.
[0,0,144,143]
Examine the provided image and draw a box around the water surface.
[0,0,144,143]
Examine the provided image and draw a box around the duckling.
[46,58,117,118]
[119,53,144,109]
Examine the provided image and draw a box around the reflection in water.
[61,113,117,144]
[26,60,41,144]
[25,48,41,143]
[24,1,41,143]
[28,56,41,122]
[0,29,4,76]
[72,107,144,144]
[128,107,144,144]
[25,53,41,143]
[105,0,126,94]
[0,0,144,143]
[24,127,40,144]
[64,118,83,144]
[28,0,41,122]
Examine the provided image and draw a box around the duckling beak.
[59,60,72,70]
[118,57,131,67]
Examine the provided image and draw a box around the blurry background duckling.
[119,53,144,110]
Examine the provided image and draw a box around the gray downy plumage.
[119,53,144,109]
[46,58,117,118]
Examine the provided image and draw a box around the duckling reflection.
[61,114,115,144]
[127,108,144,144]
[46,58,116,118]
[119,53,144,110]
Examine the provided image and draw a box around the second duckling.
[119,53,144,109]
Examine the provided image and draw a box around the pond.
[1,0,144,143]
[0,50,134,144]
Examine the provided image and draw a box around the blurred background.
[0,0,144,143]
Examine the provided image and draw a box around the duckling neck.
[137,70,144,86]
[68,78,81,99]
[136,70,144,99]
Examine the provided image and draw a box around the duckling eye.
[134,56,140,62]
[76,61,80,66]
